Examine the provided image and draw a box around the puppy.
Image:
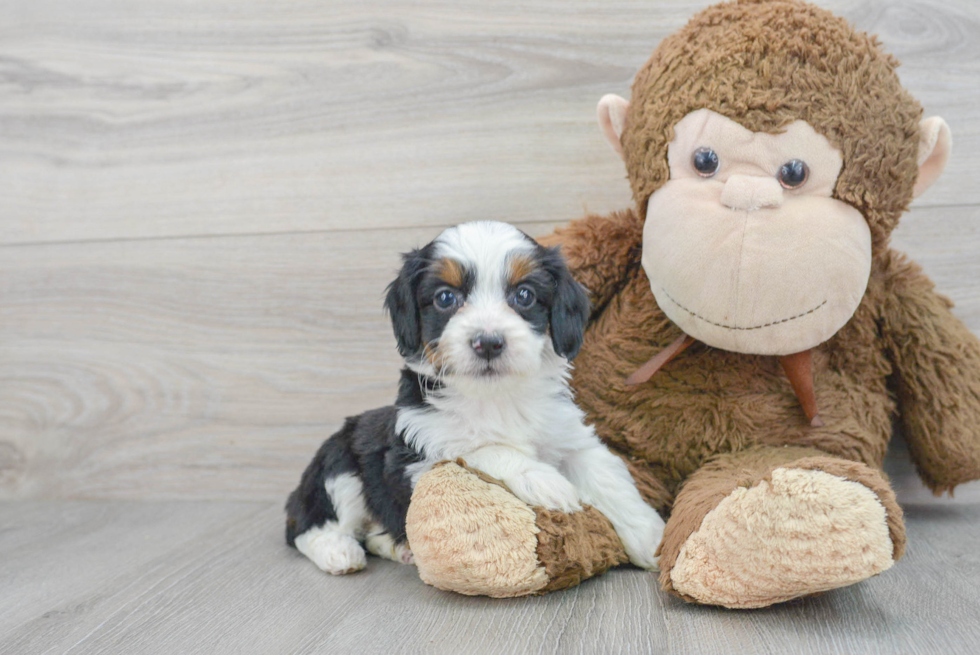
[285,221,665,575]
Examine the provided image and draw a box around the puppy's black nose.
[471,333,505,361]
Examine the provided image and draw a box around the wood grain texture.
[0,221,558,499]
[0,0,977,245]
[2,207,980,502]
[1,500,978,654]
[2,208,979,502]
[1,1,978,650]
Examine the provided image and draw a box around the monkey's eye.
[434,288,459,311]
[778,159,809,189]
[692,147,720,177]
[512,286,536,309]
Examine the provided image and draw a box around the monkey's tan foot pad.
[668,467,899,609]
[405,460,628,598]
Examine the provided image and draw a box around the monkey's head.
[598,0,951,355]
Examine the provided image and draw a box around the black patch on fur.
[545,244,591,359]
[384,243,437,359]
[385,244,477,364]
[285,416,358,547]
[396,367,442,407]
[284,406,422,547]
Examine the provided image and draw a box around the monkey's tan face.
[642,109,872,355]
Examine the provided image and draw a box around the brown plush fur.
[455,461,629,593]
[623,0,921,253]
[534,506,630,593]
[551,204,980,599]
[407,0,980,607]
[545,0,980,601]
[406,461,628,596]
[878,253,980,494]
[655,446,906,600]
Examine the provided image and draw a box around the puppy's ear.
[542,246,591,360]
[384,248,428,358]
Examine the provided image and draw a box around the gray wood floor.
[2,0,979,652]
[1,494,978,655]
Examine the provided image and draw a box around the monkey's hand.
[880,249,980,495]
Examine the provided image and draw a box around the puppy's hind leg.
[294,473,370,575]
[365,523,415,566]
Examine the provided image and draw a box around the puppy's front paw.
[507,467,582,513]
[618,513,666,571]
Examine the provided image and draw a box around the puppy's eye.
[513,286,536,309]
[434,289,458,311]
[692,147,719,177]
[778,159,809,189]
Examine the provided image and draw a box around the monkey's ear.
[597,94,630,159]
[912,116,952,198]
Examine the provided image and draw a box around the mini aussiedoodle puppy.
[286,221,664,575]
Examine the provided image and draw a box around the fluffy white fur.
[294,473,414,574]
[294,473,370,574]
[397,221,665,570]
[292,221,665,575]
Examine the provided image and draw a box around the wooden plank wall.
[1,0,978,501]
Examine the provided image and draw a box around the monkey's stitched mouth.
[659,287,827,331]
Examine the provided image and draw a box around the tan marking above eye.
[507,254,537,286]
[436,258,466,288]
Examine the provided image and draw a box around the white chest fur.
[396,371,589,469]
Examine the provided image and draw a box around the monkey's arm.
[537,208,643,313]
[879,250,980,494]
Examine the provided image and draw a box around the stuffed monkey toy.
[405,0,980,608]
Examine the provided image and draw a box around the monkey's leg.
[405,460,632,597]
[658,445,905,609]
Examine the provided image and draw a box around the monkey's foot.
[665,461,903,608]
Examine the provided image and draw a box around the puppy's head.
[384,221,590,381]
